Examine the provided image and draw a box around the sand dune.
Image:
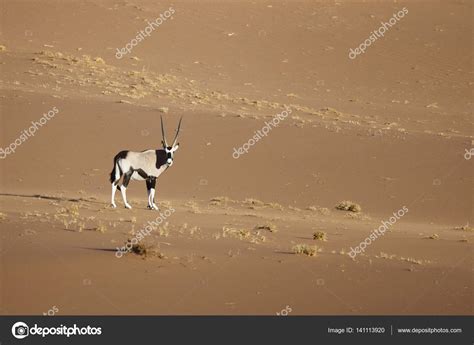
[0,0,472,315]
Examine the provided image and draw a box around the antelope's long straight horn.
[172,117,182,147]
[161,115,168,147]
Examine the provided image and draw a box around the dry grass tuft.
[453,224,473,232]
[400,257,423,265]
[241,198,283,210]
[307,206,331,215]
[94,222,107,233]
[185,201,201,214]
[292,244,318,257]
[345,212,370,221]
[158,200,173,209]
[377,252,429,265]
[218,226,266,244]
[157,222,170,237]
[265,202,284,210]
[313,231,327,241]
[130,243,148,256]
[377,252,396,259]
[188,225,200,236]
[243,198,265,208]
[255,223,277,232]
[335,200,361,213]
[210,196,230,206]
[128,241,165,259]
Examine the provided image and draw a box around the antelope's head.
[161,115,182,166]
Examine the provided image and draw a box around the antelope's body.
[110,116,181,210]
[115,150,169,181]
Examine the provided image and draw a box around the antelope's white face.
[161,115,182,167]
[164,144,179,166]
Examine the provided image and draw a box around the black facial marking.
[164,146,173,160]
[155,150,168,168]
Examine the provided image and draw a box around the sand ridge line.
[0,49,435,136]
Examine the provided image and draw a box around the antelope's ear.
[172,143,179,152]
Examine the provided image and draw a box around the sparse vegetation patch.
[335,201,362,213]
[255,223,277,232]
[313,231,327,241]
[293,244,318,257]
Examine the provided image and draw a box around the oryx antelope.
[109,116,182,210]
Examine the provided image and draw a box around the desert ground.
[0,0,472,315]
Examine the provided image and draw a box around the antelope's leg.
[120,171,133,209]
[149,177,158,210]
[146,178,153,209]
[111,182,118,208]
[111,162,122,208]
